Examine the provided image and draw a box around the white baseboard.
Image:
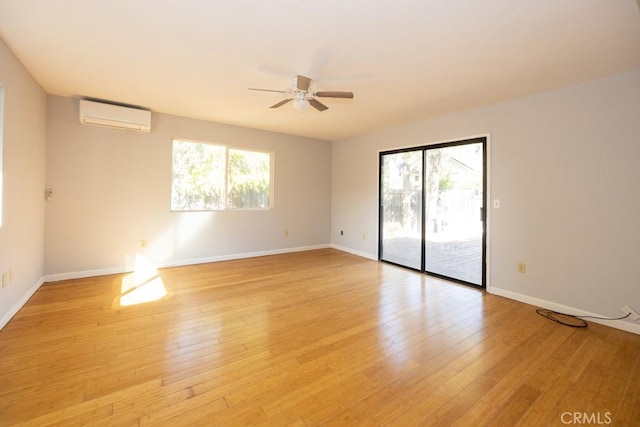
[489,287,640,336]
[329,244,377,261]
[43,244,332,282]
[157,244,331,269]
[0,277,45,330]
[44,266,132,282]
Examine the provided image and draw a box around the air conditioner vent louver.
[79,99,151,132]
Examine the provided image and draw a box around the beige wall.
[0,38,47,326]
[45,96,331,277]
[331,69,640,332]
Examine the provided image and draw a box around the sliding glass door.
[424,143,484,285]
[379,138,486,287]
[379,150,423,270]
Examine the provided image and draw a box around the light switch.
[492,198,500,209]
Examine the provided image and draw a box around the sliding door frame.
[378,136,487,289]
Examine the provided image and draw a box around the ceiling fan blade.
[314,91,354,99]
[296,75,312,91]
[270,98,293,109]
[308,98,328,112]
[249,88,287,93]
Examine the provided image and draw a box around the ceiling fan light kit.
[249,75,354,112]
[292,96,310,112]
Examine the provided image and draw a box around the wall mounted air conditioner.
[79,99,151,132]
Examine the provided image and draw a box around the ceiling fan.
[249,75,354,112]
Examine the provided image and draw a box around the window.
[227,148,271,209]
[171,139,272,211]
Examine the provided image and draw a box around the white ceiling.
[1,0,639,141]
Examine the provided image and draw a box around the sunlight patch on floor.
[117,253,167,307]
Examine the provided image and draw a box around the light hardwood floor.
[1,249,639,426]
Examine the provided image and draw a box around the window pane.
[228,149,270,209]
[380,150,423,269]
[171,140,226,211]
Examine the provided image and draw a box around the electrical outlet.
[517,263,526,274]
[140,239,147,248]
[621,306,640,321]
[284,229,288,237]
